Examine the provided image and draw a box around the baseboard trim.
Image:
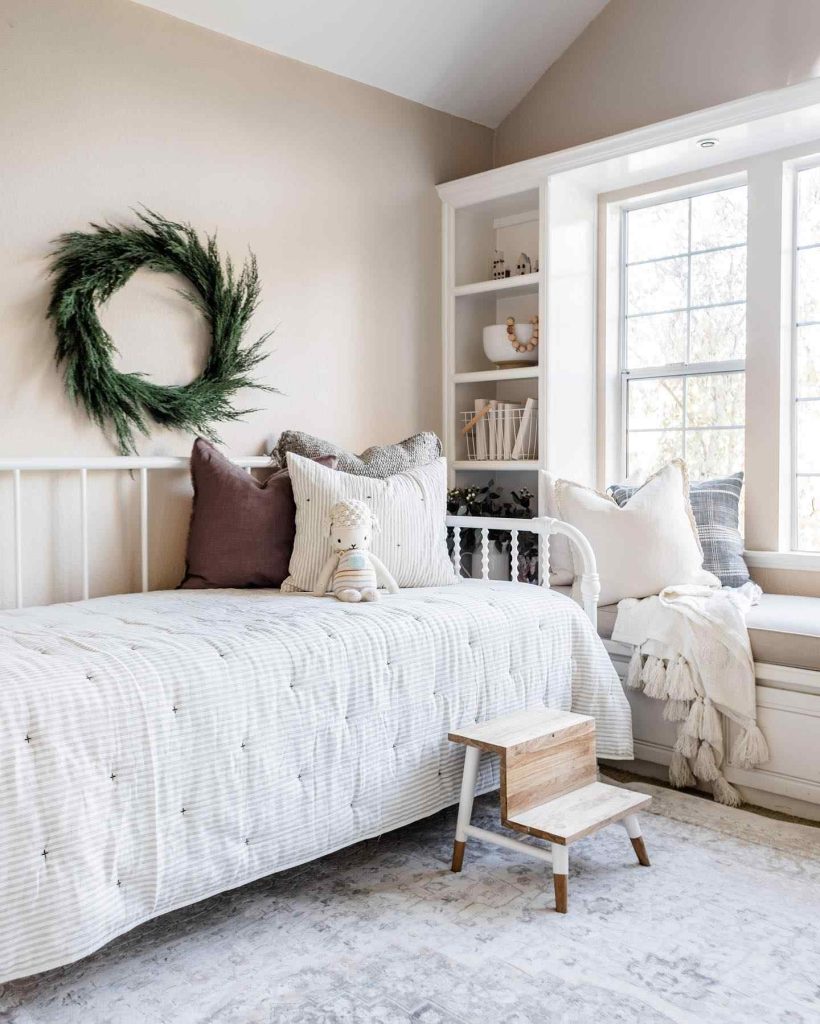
[602,759,820,823]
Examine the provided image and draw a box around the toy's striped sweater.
[332,550,377,597]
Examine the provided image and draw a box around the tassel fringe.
[667,658,698,701]
[712,775,742,807]
[669,749,696,788]
[683,698,704,740]
[701,701,723,748]
[626,647,644,689]
[663,698,691,722]
[674,730,699,759]
[665,656,682,697]
[694,741,721,782]
[624,643,766,806]
[731,724,770,768]
[642,656,669,700]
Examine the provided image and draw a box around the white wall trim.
[756,664,820,694]
[744,550,820,572]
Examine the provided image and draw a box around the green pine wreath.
[47,210,273,454]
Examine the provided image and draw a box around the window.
[621,184,747,483]
[794,166,820,551]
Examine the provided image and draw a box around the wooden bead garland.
[506,315,539,353]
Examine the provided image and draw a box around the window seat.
[559,583,820,819]
[554,588,820,674]
[745,595,820,672]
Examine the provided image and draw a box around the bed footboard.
[445,514,599,628]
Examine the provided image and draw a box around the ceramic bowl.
[482,323,536,367]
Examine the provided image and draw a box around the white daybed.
[0,459,631,983]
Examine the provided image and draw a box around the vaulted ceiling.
[132,0,608,128]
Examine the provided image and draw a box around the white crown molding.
[437,78,820,207]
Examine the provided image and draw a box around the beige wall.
[1,0,492,459]
[0,0,492,603]
[495,0,820,166]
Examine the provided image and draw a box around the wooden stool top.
[449,707,594,756]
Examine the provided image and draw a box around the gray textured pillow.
[608,471,749,588]
[270,430,442,478]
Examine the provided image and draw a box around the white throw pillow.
[542,471,574,585]
[283,453,458,592]
[554,461,720,606]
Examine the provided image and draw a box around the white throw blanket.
[612,582,769,806]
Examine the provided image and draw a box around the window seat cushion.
[552,588,820,673]
[745,594,820,672]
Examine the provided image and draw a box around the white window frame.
[618,179,747,480]
[791,157,820,552]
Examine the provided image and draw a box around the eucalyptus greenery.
[47,210,273,454]
[446,481,539,581]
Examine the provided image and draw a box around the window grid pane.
[623,184,747,484]
[626,371,745,479]
[624,185,747,373]
[795,167,820,550]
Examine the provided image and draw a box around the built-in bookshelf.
[439,175,596,531]
[441,190,542,508]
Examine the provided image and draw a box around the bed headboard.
[0,455,270,610]
[0,457,599,626]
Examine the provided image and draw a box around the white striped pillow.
[282,453,458,592]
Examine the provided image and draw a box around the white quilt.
[0,581,632,981]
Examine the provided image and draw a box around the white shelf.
[453,273,539,299]
[445,191,545,505]
[454,367,539,384]
[453,460,540,472]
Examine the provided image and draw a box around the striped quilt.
[0,581,632,981]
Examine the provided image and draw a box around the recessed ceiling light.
[698,137,719,149]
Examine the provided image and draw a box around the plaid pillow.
[608,471,749,588]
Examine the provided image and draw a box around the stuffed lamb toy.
[313,498,399,601]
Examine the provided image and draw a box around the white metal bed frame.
[0,456,600,624]
[443,512,599,624]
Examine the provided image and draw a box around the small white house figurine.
[515,252,532,275]
[492,250,507,280]
[313,498,399,602]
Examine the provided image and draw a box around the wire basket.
[460,403,537,461]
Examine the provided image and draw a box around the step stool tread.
[505,781,652,845]
[449,706,594,755]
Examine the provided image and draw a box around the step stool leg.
[621,814,650,866]
[551,843,569,913]
[451,745,481,872]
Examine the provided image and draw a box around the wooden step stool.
[449,707,651,913]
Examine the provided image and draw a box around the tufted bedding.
[0,580,632,981]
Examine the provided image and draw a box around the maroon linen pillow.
[180,438,336,589]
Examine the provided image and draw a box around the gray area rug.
[3,786,820,1023]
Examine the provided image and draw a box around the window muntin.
[794,167,820,550]
[622,184,747,482]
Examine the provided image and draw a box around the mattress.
[0,581,632,981]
